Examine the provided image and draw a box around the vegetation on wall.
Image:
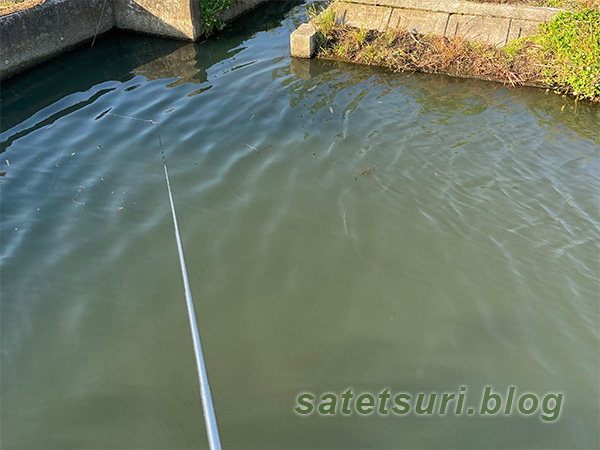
[309,3,600,101]
[528,8,600,99]
[200,0,239,35]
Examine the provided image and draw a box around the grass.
[0,0,45,15]
[199,0,240,35]
[310,3,600,102]
[528,8,600,99]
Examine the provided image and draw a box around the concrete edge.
[291,0,560,57]
[324,0,559,47]
[349,0,560,22]
[218,0,268,23]
[0,0,114,80]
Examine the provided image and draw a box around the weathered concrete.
[218,0,267,24]
[0,0,270,80]
[114,0,269,40]
[290,23,317,58]
[0,0,114,80]
[333,0,558,47]
[114,0,201,40]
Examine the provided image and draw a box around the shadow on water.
[4,0,594,149]
[285,58,600,145]
[0,0,304,147]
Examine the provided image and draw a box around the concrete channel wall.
[1,0,114,80]
[0,0,268,80]
[336,0,558,46]
[114,0,202,40]
[291,0,559,58]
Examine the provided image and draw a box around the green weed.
[354,24,367,47]
[200,0,239,36]
[535,9,600,99]
[308,3,337,38]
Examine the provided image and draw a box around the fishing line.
[36,107,99,212]
[106,112,223,450]
[90,0,109,50]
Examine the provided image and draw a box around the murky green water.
[1,2,599,448]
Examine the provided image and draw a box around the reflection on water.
[1,1,598,449]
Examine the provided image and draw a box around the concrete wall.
[114,0,201,40]
[0,0,270,80]
[1,0,114,80]
[334,0,559,47]
[219,0,267,23]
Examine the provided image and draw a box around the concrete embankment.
[291,0,559,58]
[0,0,268,80]
[1,0,114,80]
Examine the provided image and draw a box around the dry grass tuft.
[319,26,544,89]
[1,0,46,16]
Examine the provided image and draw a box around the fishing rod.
[107,113,222,449]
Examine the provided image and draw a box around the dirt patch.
[1,0,48,16]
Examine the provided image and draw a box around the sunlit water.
[1,2,599,448]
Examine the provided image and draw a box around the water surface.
[1,1,599,448]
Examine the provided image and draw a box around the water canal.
[1,1,599,448]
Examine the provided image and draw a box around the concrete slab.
[218,0,267,23]
[507,18,543,42]
[389,9,450,36]
[0,0,114,80]
[328,0,559,47]
[290,23,316,58]
[346,0,558,21]
[447,14,512,46]
[114,0,201,40]
[335,3,393,31]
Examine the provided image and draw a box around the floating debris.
[0,171,6,177]
[565,197,583,215]
[117,206,125,211]
[329,106,334,114]
[246,143,273,154]
[357,165,376,176]
[5,160,9,167]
